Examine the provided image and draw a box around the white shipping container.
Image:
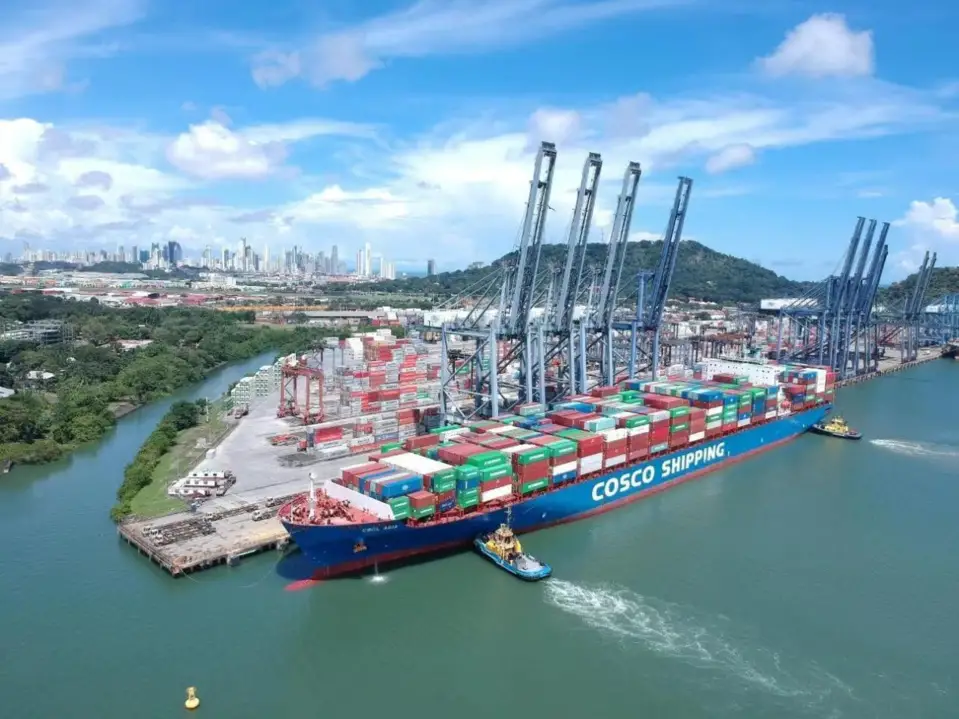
[501,444,536,455]
[382,452,453,476]
[706,406,723,417]
[551,461,578,476]
[737,418,751,428]
[579,456,603,474]
[480,484,513,503]
[627,425,650,436]
[765,410,777,419]
[605,454,626,468]
[485,425,514,434]
[689,431,705,442]
[648,410,671,423]
[598,428,629,442]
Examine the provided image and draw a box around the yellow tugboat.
[810,415,862,440]
[474,509,552,581]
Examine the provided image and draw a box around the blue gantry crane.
[436,141,692,422]
[772,216,947,375]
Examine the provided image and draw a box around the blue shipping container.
[456,476,480,491]
[552,470,577,484]
[377,475,424,500]
[437,498,456,513]
[359,469,396,494]
[737,412,751,421]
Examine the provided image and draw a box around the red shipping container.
[403,434,438,451]
[573,434,603,456]
[435,490,455,505]
[668,431,690,449]
[534,423,564,434]
[515,460,550,481]
[604,439,628,456]
[688,418,706,433]
[650,426,670,444]
[341,462,388,486]
[627,447,649,461]
[627,434,650,452]
[705,426,723,438]
[368,449,404,462]
[408,490,436,509]
[480,475,513,491]
[484,437,520,450]
[590,385,620,398]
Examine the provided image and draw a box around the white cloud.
[705,144,755,174]
[899,198,959,240]
[0,0,146,100]
[892,197,959,273]
[166,118,375,180]
[1,72,951,268]
[759,14,874,79]
[251,0,692,89]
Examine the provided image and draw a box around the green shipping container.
[479,465,512,482]
[670,422,689,433]
[623,415,650,429]
[429,424,462,434]
[465,450,510,469]
[455,464,481,482]
[517,477,549,494]
[387,496,411,519]
[457,493,479,509]
[431,476,457,493]
[542,439,577,458]
[514,447,549,465]
[380,441,403,452]
[650,442,669,453]
[411,505,435,520]
[457,487,480,503]
[669,406,690,418]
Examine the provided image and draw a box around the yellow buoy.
[185,687,200,711]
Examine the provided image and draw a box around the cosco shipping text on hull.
[280,406,829,578]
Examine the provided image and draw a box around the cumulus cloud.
[166,117,375,180]
[250,0,689,89]
[66,194,106,211]
[892,197,959,272]
[759,14,874,79]
[705,144,755,174]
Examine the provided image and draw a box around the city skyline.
[9,238,430,278]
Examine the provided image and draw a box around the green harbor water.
[1,356,957,718]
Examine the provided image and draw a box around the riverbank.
[127,398,236,519]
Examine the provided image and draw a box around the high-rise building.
[364,243,372,278]
[330,245,339,275]
[427,259,435,276]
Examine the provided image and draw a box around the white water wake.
[543,579,852,706]
[870,439,959,460]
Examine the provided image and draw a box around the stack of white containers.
[579,451,603,475]
[598,427,628,469]
[481,483,512,503]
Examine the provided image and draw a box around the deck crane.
[631,176,693,381]
[827,218,865,373]
[903,251,937,360]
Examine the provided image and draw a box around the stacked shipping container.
[326,359,833,523]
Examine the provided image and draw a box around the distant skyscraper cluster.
[13,238,400,280]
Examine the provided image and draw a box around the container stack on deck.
[324,360,835,523]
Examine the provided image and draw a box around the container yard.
[120,329,476,574]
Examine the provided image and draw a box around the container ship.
[279,359,835,578]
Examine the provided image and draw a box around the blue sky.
[0,0,957,281]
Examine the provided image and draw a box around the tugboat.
[810,415,862,440]
[475,508,552,582]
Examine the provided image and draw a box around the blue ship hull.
[281,405,829,578]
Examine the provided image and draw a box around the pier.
[117,494,297,577]
[835,348,940,388]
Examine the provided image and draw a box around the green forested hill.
[368,240,817,304]
[877,267,959,307]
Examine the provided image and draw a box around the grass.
[128,399,234,519]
